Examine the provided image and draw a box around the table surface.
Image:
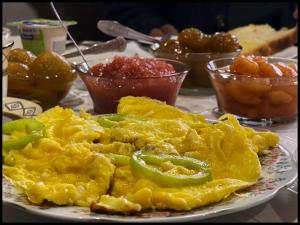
[3,36,298,223]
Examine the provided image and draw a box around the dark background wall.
[2,2,298,41]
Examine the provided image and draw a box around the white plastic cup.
[8,19,77,55]
[18,23,67,55]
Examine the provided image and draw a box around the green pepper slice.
[3,118,44,134]
[130,151,212,187]
[104,114,127,122]
[97,117,118,128]
[105,153,130,166]
[97,114,143,128]
[96,114,127,128]
[2,118,44,150]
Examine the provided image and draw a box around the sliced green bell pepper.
[104,153,130,166]
[97,117,118,128]
[104,114,127,122]
[130,151,212,187]
[2,118,44,150]
[97,114,127,128]
[3,118,44,134]
[97,114,144,128]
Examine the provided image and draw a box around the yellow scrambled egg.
[2,96,279,213]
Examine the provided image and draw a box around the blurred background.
[2,2,298,41]
[2,2,298,40]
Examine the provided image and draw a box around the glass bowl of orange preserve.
[207,55,297,126]
[151,28,242,94]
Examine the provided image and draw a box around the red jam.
[80,56,187,114]
[91,56,176,78]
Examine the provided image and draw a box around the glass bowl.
[151,48,241,94]
[7,51,78,110]
[75,58,189,114]
[207,57,298,126]
[8,71,77,110]
[2,40,14,97]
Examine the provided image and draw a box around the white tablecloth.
[3,36,298,223]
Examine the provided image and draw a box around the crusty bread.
[229,24,298,56]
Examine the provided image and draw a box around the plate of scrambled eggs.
[2,96,297,222]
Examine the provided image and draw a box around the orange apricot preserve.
[207,55,297,121]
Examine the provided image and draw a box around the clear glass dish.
[207,57,298,126]
[75,58,189,114]
[151,48,240,95]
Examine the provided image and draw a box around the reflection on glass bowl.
[7,51,78,109]
[75,58,189,114]
[207,57,298,126]
[151,49,241,93]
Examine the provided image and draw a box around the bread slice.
[229,24,298,56]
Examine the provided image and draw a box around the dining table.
[2,36,298,223]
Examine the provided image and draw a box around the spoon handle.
[97,20,160,44]
[50,2,90,68]
[63,36,127,58]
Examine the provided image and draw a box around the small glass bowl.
[207,57,298,126]
[75,58,189,114]
[152,48,240,94]
[7,54,78,110]
[2,40,14,98]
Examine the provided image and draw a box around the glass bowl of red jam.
[75,55,189,114]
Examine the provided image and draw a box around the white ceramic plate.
[3,144,297,223]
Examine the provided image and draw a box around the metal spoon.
[97,20,162,45]
[50,2,90,69]
[62,36,127,58]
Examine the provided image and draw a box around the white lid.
[7,19,77,29]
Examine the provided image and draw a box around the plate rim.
[2,144,298,223]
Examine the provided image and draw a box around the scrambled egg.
[2,96,279,213]
[3,107,115,207]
